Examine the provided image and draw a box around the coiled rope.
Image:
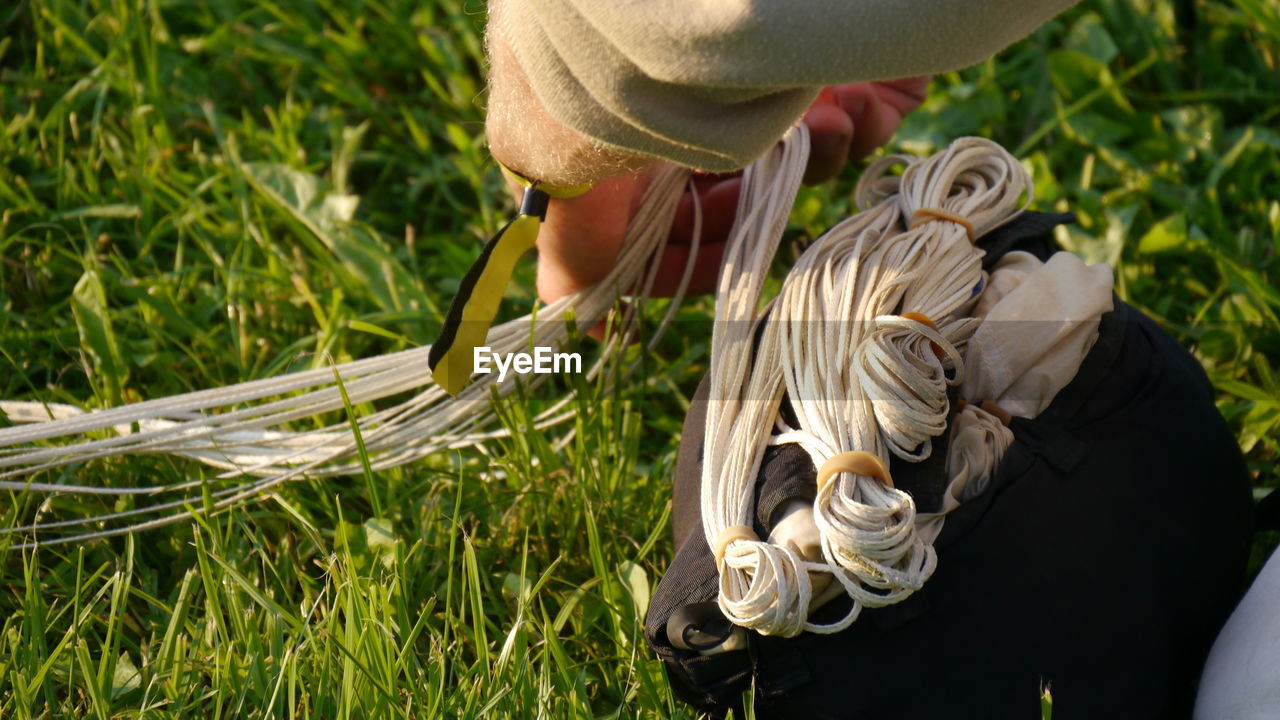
[703,134,1030,636]
[3,126,1040,645]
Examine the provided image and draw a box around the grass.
[1,0,1277,716]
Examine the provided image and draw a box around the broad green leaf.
[243,162,432,319]
[323,193,360,224]
[1022,153,1062,203]
[71,270,126,406]
[618,561,650,618]
[503,572,533,603]
[1063,111,1133,147]
[334,520,370,571]
[1058,205,1133,267]
[365,517,397,557]
[1065,12,1118,64]
[1138,214,1188,253]
[1162,106,1221,153]
[1047,49,1135,116]
[111,651,140,698]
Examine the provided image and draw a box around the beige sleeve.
[496,0,1079,172]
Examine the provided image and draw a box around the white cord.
[703,135,1031,636]
[5,129,1036,644]
[0,164,696,548]
[700,127,815,637]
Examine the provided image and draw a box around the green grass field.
[1,0,1278,716]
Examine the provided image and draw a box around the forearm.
[486,1,655,187]
[487,0,1078,181]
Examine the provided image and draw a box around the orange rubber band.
[909,208,976,242]
[981,400,1013,426]
[816,451,894,493]
[714,524,759,566]
[902,312,945,360]
[900,312,937,331]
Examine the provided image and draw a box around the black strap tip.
[520,186,551,220]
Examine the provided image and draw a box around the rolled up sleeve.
[498,0,1078,171]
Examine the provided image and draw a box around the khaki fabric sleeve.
[496,0,1079,172]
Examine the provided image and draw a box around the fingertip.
[832,80,928,162]
[881,76,931,111]
[588,318,608,340]
[801,102,854,185]
[700,177,742,241]
[831,84,872,124]
[650,241,727,297]
[844,90,896,162]
[670,177,741,247]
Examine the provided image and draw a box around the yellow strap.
[428,163,596,397]
[498,163,595,200]
[428,211,543,396]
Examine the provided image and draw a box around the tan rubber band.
[981,399,1013,426]
[816,451,893,493]
[713,524,759,565]
[901,312,944,360]
[900,312,937,331]
[909,208,976,242]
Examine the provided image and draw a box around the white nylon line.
[701,135,1031,637]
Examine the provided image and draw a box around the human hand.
[519,78,931,305]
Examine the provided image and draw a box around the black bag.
[645,213,1254,719]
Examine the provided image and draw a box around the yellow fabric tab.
[428,213,543,395]
[498,162,594,200]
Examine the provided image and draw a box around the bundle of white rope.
[0,164,698,549]
[703,134,1031,636]
[4,127,1045,648]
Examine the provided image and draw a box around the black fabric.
[646,212,1254,719]
[976,211,1076,270]
[1257,488,1280,532]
